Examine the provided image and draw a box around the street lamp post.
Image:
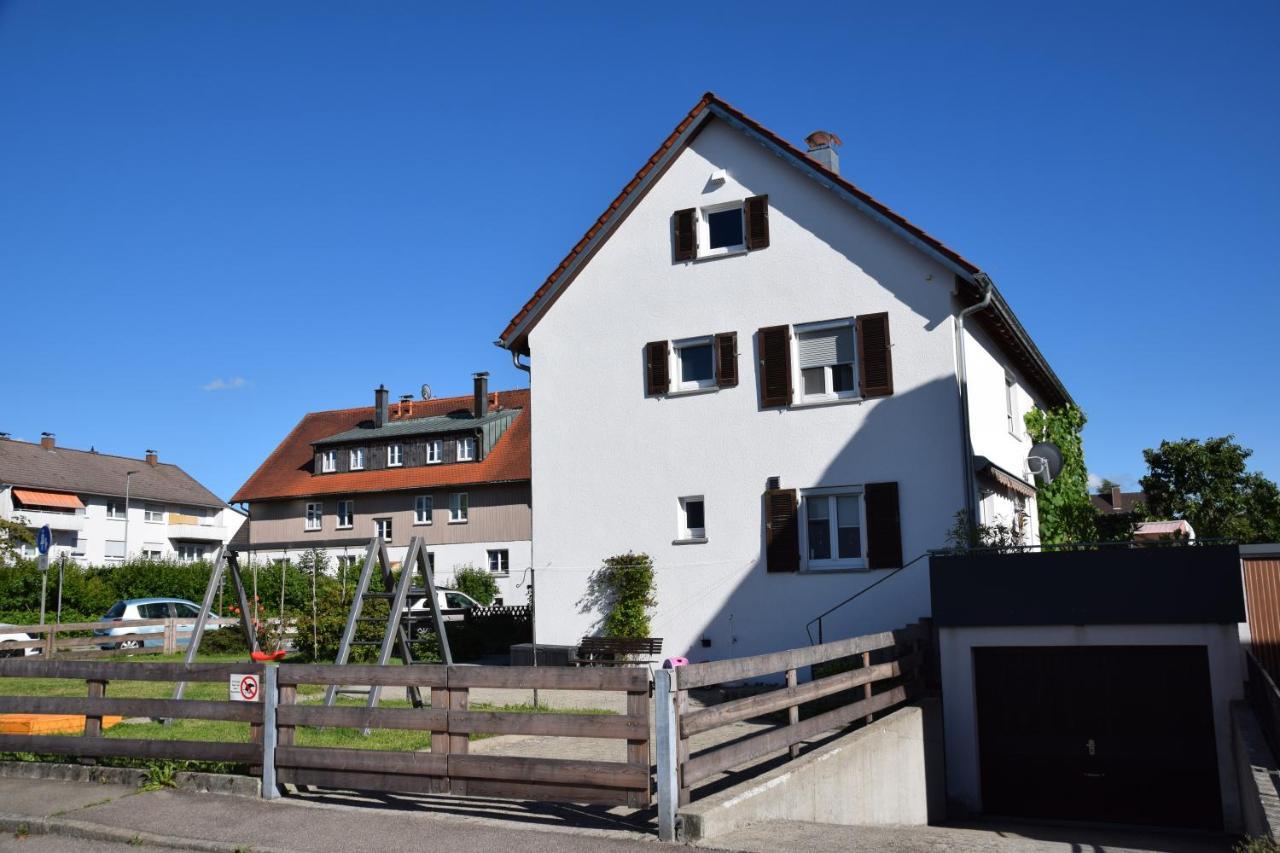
[123,470,140,562]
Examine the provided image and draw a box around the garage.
[974,645,1222,829]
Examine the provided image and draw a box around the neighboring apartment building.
[231,375,530,605]
[0,434,243,564]
[497,94,1074,659]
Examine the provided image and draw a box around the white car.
[0,624,40,657]
[404,589,480,637]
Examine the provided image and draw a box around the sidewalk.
[0,776,674,852]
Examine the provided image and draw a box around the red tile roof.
[230,388,530,504]
[498,92,980,353]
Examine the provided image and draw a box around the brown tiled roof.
[497,92,1073,409]
[1091,490,1147,515]
[230,388,530,503]
[0,440,226,508]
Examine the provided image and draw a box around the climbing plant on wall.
[1024,404,1097,545]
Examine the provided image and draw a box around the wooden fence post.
[430,678,451,794]
[675,683,690,806]
[862,651,874,724]
[448,682,469,796]
[162,619,176,655]
[44,626,56,658]
[655,667,679,842]
[786,667,800,759]
[626,684,651,808]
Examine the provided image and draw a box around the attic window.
[701,203,744,255]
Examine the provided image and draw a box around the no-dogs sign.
[229,673,260,702]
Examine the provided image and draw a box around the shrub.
[453,565,498,605]
[581,552,656,639]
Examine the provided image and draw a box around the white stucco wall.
[938,624,1244,831]
[527,118,976,660]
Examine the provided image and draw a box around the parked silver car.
[0,624,39,657]
[94,598,220,650]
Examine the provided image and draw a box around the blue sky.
[1,1,1277,502]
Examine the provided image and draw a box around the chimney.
[804,130,842,175]
[374,385,389,428]
[473,372,489,418]
[1111,485,1123,512]
[145,449,158,466]
[40,432,55,450]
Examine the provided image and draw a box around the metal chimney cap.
[804,130,843,150]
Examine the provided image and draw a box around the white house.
[0,434,244,565]
[497,94,1074,659]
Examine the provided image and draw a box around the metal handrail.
[805,552,931,645]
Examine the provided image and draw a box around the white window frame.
[1005,371,1019,437]
[792,318,859,405]
[143,503,164,523]
[349,448,365,470]
[104,540,126,562]
[387,444,403,467]
[141,546,164,560]
[670,336,717,393]
[449,492,468,523]
[336,499,354,530]
[697,200,746,258]
[105,500,125,520]
[457,437,476,462]
[798,486,868,571]
[374,517,393,542]
[414,495,433,525]
[321,449,337,473]
[304,502,323,531]
[426,440,442,464]
[677,495,707,541]
[487,548,509,575]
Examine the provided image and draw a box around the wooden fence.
[0,659,265,767]
[273,663,650,807]
[654,620,930,840]
[0,617,241,659]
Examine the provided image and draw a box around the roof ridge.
[301,386,530,418]
[2,439,184,469]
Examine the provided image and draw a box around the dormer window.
[426,440,442,464]
[320,450,337,473]
[387,444,403,467]
[457,437,475,462]
[349,448,365,470]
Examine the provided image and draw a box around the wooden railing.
[0,617,241,658]
[654,620,930,840]
[0,659,265,766]
[274,663,651,807]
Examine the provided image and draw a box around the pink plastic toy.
[662,656,689,669]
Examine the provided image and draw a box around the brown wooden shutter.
[744,195,769,250]
[865,482,902,569]
[764,488,799,572]
[714,332,738,388]
[856,312,893,398]
[645,340,670,396]
[757,325,792,408]
[673,208,696,262]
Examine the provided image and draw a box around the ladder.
[324,536,453,713]
[173,547,260,702]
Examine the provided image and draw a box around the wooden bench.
[573,637,663,666]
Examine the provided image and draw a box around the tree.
[453,565,499,606]
[0,518,33,566]
[1096,478,1120,495]
[1024,405,1097,544]
[1140,436,1280,543]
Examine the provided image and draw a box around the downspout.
[955,273,994,533]
[510,348,530,374]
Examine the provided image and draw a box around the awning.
[12,489,84,510]
[973,457,1037,499]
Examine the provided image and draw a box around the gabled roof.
[231,388,530,503]
[497,92,1073,409]
[0,440,226,508]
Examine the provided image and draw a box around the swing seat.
[251,650,287,662]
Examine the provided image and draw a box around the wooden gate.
[1244,553,1280,682]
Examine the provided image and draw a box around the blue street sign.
[36,525,52,555]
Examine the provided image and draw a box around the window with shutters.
[1005,371,1019,437]
[799,487,867,570]
[677,495,707,542]
[646,333,738,396]
[795,319,857,402]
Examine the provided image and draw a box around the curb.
[0,811,291,852]
[0,760,260,798]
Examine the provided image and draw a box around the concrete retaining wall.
[1233,702,1280,840]
[677,700,943,843]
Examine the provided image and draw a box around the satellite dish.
[420,384,432,401]
[1027,441,1063,485]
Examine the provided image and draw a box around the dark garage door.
[974,645,1222,830]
